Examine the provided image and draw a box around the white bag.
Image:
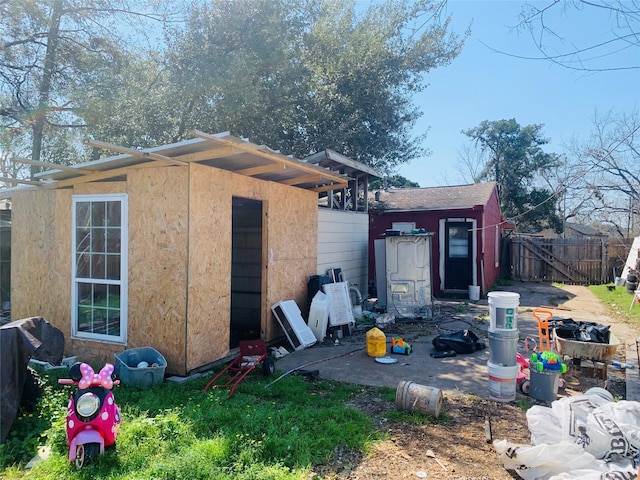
[495,393,640,480]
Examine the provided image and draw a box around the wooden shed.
[368,182,506,299]
[3,132,349,376]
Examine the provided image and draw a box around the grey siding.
[317,209,368,298]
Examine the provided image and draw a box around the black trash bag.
[554,319,611,344]
[432,330,486,354]
[583,323,611,344]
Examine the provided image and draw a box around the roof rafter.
[0,176,46,186]
[12,157,93,174]
[192,130,349,187]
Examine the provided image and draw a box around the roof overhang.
[304,149,382,179]
[0,131,350,198]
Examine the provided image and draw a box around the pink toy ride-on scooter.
[58,362,121,468]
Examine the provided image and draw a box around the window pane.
[93,308,107,334]
[76,253,90,278]
[107,312,121,336]
[449,226,469,258]
[106,202,121,227]
[76,229,90,253]
[106,254,120,280]
[91,202,106,226]
[108,285,120,307]
[107,285,120,335]
[92,228,105,253]
[78,306,92,332]
[91,253,106,279]
[76,203,90,226]
[106,228,120,253]
[78,282,92,303]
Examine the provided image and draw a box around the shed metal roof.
[1,131,352,197]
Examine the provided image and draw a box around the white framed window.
[392,222,416,233]
[71,194,128,343]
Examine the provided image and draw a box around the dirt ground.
[313,392,531,480]
[309,363,627,480]
[308,284,633,480]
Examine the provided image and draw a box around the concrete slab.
[274,282,640,401]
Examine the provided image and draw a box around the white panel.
[622,236,640,279]
[307,291,330,342]
[317,210,368,295]
[322,281,356,326]
[271,300,317,350]
[386,235,432,317]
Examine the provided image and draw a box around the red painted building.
[368,182,509,298]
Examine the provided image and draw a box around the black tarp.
[0,317,64,444]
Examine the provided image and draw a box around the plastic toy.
[530,351,567,373]
[392,336,413,355]
[516,353,531,394]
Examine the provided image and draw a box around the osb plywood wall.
[186,164,233,372]
[261,181,318,341]
[11,162,318,377]
[126,167,189,375]
[11,188,72,339]
[184,165,318,373]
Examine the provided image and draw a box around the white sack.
[495,394,640,480]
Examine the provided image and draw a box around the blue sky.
[397,1,640,187]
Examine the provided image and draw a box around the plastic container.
[488,292,520,330]
[308,291,330,342]
[488,329,519,366]
[366,327,387,358]
[396,381,443,418]
[114,347,167,388]
[469,285,480,301]
[584,387,614,403]
[529,369,560,402]
[487,361,518,402]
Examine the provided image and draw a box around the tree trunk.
[31,0,64,176]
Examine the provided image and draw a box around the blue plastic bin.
[114,347,167,388]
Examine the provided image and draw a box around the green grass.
[588,283,640,327]
[0,366,402,479]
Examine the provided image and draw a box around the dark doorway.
[230,197,264,348]
[444,221,473,290]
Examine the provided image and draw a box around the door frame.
[230,197,266,348]
[439,218,477,292]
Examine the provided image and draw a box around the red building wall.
[368,189,504,298]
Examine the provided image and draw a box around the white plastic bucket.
[488,329,519,366]
[469,285,480,301]
[487,361,518,402]
[488,292,520,330]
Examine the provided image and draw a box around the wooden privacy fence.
[510,236,610,284]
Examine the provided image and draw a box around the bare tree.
[515,0,640,72]
[454,142,488,184]
[564,108,640,236]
